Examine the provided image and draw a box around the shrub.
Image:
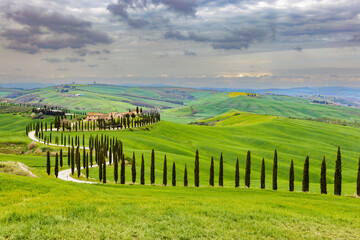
[27,141,38,150]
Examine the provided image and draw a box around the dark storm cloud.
[1,6,113,54]
[107,0,198,29]
[165,28,267,50]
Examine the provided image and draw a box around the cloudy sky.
[0,0,360,88]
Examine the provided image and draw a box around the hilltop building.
[86,110,138,121]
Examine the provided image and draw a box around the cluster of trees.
[46,144,360,197]
[27,111,160,135]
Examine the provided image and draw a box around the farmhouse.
[86,112,109,121]
[86,110,138,121]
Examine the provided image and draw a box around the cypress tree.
[76,147,81,178]
[289,159,294,192]
[320,156,327,194]
[219,153,223,187]
[60,148,63,167]
[132,151,136,184]
[261,158,265,189]
[121,154,125,184]
[150,148,155,185]
[103,154,106,183]
[209,156,214,187]
[357,156,360,197]
[273,149,278,190]
[55,153,58,178]
[83,148,86,168]
[334,146,342,196]
[163,155,167,186]
[302,155,310,192]
[184,164,188,187]
[141,154,145,185]
[71,146,74,175]
[235,157,240,188]
[194,149,199,187]
[114,151,118,183]
[99,150,103,182]
[86,153,89,179]
[245,150,251,188]
[172,161,176,187]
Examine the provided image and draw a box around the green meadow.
[43,111,360,194]
[163,92,360,123]
[1,86,360,239]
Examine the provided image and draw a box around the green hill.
[42,112,360,193]
[163,92,360,124]
[4,84,214,113]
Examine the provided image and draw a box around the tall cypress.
[219,153,223,187]
[302,155,310,192]
[132,151,136,184]
[71,146,75,175]
[245,150,251,188]
[320,156,327,194]
[184,164,188,187]
[121,154,125,184]
[272,149,278,190]
[209,156,214,187]
[114,151,118,183]
[289,159,294,192]
[150,149,155,185]
[67,146,70,166]
[55,153,58,178]
[334,146,342,196]
[46,151,51,175]
[83,148,86,168]
[261,158,265,189]
[103,154,106,183]
[86,153,89,179]
[172,161,176,187]
[141,154,145,185]
[76,147,81,178]
[357,156,360,197]
[163,155,167,186]
[194,149,199,187]
[60,148,63,167]
[235,157,240,188]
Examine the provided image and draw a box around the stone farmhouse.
[86,110,137,121]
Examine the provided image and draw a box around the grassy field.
[1,171,360,239]
[1,89,360,239]
[163,92,360,123]
[41,111,360,195]
[6,84,214,113]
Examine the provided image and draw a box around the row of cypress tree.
[46,145,359,196]
[28,111,160,136]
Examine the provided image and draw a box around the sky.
[0,0,360,89]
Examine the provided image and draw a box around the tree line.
[26,111,160,136]
[46,142,360,197]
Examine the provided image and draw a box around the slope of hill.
[41,113,360,194]
[3,84,214,113]
[163,92,360,124]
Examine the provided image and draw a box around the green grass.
[12,85,214,113]
[43,112,360,195]
[1,172,360,239]
[1,99,360,238]
[0,114,52,144]
[163,92,360,123]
